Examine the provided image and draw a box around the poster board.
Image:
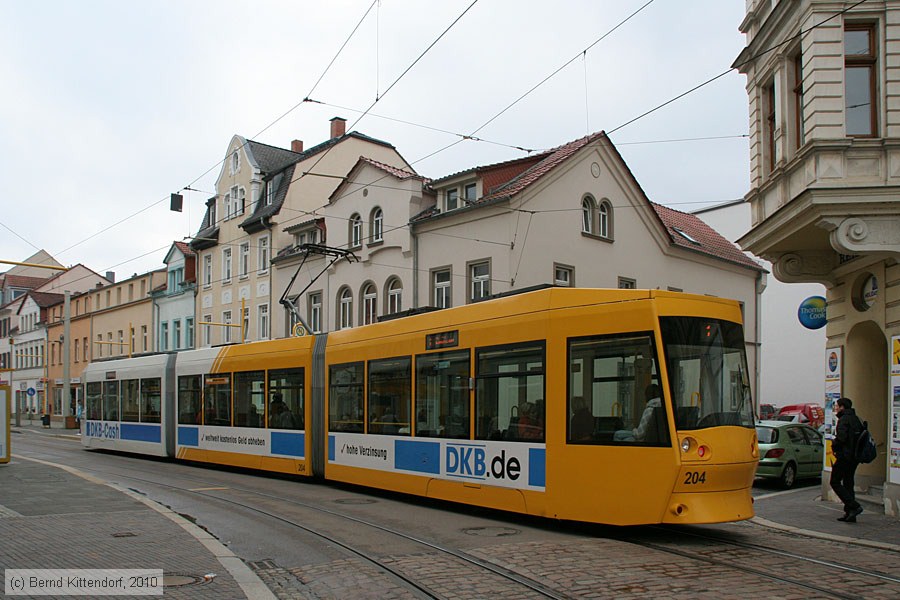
[823,347,842,470]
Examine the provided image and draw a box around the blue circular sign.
[26,387,36,397]
[798,296,827,330]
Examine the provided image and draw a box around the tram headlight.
[681,438,692,453]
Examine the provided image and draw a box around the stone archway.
[844,320,888,484]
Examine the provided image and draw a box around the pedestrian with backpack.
[830,397,864,522]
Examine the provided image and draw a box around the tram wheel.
[780,462,797,489]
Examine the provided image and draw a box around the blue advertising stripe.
[328,435,335,461]
[272,432,305,457]
[121,423,161,444]
[528,447,546,488]
[178,426,199,447]
[394,439,441,474]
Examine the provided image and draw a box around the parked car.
[777,403,825,428]
[759,403,777,420]
[755,421,824,488]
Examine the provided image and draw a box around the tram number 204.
[683,471,707,485]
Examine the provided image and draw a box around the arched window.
[338,287,353,330]
[386,278,402,315]
[371,208,384,243]
[598,199,613,239]
[349,214,362,249]
[581,196,596,234]
[362,283,377,325]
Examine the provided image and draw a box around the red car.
[777,403,825,428]
[759,403,777,420]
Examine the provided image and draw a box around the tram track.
[68,458,573,600]
[613,525,900,600]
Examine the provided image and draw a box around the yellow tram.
[83,288,758,525]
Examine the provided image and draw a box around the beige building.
[278,131,765,398]
[734,0,900,513]
[90,270,165,360]
[194,117,412,344]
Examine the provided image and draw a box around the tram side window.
[415,350,470,438]
[475,342,545,442]
[368,357,411,436]
[178,375,202,424]
[329,362,364,433]
[204,374,232,426]
[567,334,668,446]
[121,379,140,422]
[141,378,161,423]
[269,368,304,430]
[104,381,120,421]
[234,371,264,428]
[86,382,102,420]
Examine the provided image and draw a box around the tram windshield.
[659,317,754,430]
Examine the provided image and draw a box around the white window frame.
[309,292,322,334]
[258,236,270,273]
[582,196,596,234]
[173,319,182,350]
[339,288,353,330]
[446,188,458,211]
[350,214,362,249]
[202,314,212,347]
[239,242,250,278]
[223,310,233,344]
[242,306,250,342]
[160,322,169,352]
[203,254,212,286]
[258,303,269,340]
[222,248,232,283]
[433,269,451,309]
[554,264,573,287]
[371,208,384,243]
[469,261,491,303]
[185,317,194,349]
[362,284,377,325]
[387,278,402,314]
[231,149,240,175]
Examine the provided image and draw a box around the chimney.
[291,139,304,153]
[105,271,115,283]
[330,117,346,139]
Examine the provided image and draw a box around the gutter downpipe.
[411,224,419,309]
[754,270,767,416]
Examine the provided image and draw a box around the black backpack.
[855,421,877,464]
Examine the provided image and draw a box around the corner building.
[734,0,900,514]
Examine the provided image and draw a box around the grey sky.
[0,1,749,278]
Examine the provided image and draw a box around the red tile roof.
[24,291,65,308]
[0,274,50,290]
[359,156,420,180]
[174,241,194,256]
[480,132,606,203]
[650,203,762,270]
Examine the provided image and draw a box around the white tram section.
[173,347,305,461]
[82,354,174,456]
[329,432,546,491]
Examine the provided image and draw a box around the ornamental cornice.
[818,215,900,256]
[771,251,837,285]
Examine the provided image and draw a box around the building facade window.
[239,242,250,278]
[185,317,194,349]
[202,314,212,347]
[845,23,877,137]
[141,326,148,352]
[258,304,269,340]
[258,236,270,273]
[173,319,182,350]
[223,310,233,343]
[618,277,637,289]
[765,81,776,172]
[362,283,377,325]
[203,254,212,286]
[338,287,353,330]
[160,322,169,351]
[446,189,458,211]
[242,306,250,342]
[554,265,574,287]
[222,248,232,283]
[309,292,322,334]
[349,214,362,249]
[231,149,240,175]
[433,268,451,309]
[464,183,476,203]
[387,278,402,314]
[582,196,596,234]
[371,208,383,243]
[792,51,804,150]
[598,200,612,238]
[469,261,491,303]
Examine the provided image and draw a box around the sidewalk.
[0,429,275,599]
[752,483,900,550]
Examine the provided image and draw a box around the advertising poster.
[891,336,900,484]
[824,347,842,470]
